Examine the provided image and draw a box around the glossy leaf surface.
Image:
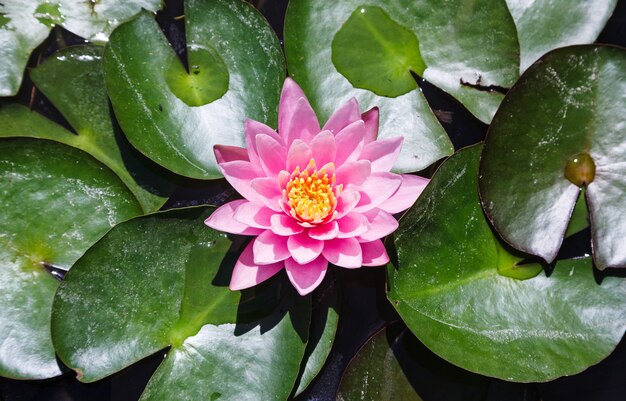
[389,145,626,382]
[479,45,626,269]
[0,138,141,379]
[506,0,617,71]
[285,0,518,129]
[0,0,161,96]
[25,45,174,212]
[104,0,284,179]
[52,208,310,400]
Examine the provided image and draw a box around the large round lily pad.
[0,138,141,379]
[389,145,626,382]
[479,45,626,269]
[52,207,310,401]
[104,0,285,179]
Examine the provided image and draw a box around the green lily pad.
[389,145,626,382]
[479,45,626,269]
[51,207,310,400]
[505,0,618,72]
[0,0,161,97]
[0,138,142,379]
[10,45,174,213]
[293,273,340,396]
[104,0,284,179]
[337,325,424,401]
[285,0,519,130]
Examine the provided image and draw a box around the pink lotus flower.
[205,78,429,295]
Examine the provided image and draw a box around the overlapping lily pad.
[51,207,310,400]
[104,0,285,179]
[0,0,161,96]
[0,138,142,379]
[285,0,519,139]
[0,45,175,213]
[388,145,626,382]
[505,0,618,72]
[479,45,626,269]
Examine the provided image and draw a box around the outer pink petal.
[244,119,282,166]
[282,97,320,145]
[256,134,287,177]
[362,107,379,143]
[214,145,249,164]
[359,137,403,173]
[361,240,390,266]
[286,139,313,172]
[284,257,328,296]
[288,232,324,264]
[253,230,291,265]
[335,160,371,187]
[337,212,370,238]
[353,172,403,213]
[230,241,284,291]
[250,177,282,211]
[204,200,264,236]
[358,209,399,242]
[378,174,429,214]
[310,131,336,167]
[270,214,304,236]
[233,202,274,229]
[279,78,307,137]
[322,237,362,268]
[335,190,361,219]
[334,120,365,166]
[218,160,264,203]
[309,221,339,240]
[322,98,360,134]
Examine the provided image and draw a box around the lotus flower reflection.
[205,78,429,295]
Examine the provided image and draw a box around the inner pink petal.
[337,212,370,238]
[230,240,284,291]
[359,137,403,173]
[321,237,362,268]
[334,120,365,166]
[335,190,361,219]
[204,200,264,236]
[218,160,265,204]
[286,139,314,172]
[244,119,282,166]
[308,221,339,240]
[322,97,360,134]
[233,202,274,229]
[361,240,390,266]
[250,177,282,212]
[310,131,337,167]
[284,257,328,296]
[335,160,371,187]
[283,97,320,145]
[270,214,304,236]
[256,134,287,177]
[378,174,429,214]
[253,230,291,265]
[288,232,324,264]
[361,107,379,143]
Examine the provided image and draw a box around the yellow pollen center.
[284,160,338,224]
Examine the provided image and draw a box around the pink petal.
[287,232,324,264]
[278,78,307,140]
[335,190,361,219]
[253,230,291,265]
[322,98,361,134]
[230,241,284,291]
[359,137,403,173]
[204,200,264,236]
[250,177,282,211]
[361,240,390,266]
[244,119,282,166]
[310,131,336,167]
[308,221,339,240]
[214,145,249,164]
[286,139,313,172]
[362,107,379,143]
[218,160,265,203]
[353,172,403,213]
[337,212,370,238]
[270,214,304,236]
[280,90,320,145]
[334,121,365,166]
[233,202,274,229]
[284,257,328,296]
[256,134,287,177]
[358,209,399,242]
[335,160,371,187]
[378,174,429,214]
[322,237,362,268]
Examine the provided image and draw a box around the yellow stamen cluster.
[284,160,338,224]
